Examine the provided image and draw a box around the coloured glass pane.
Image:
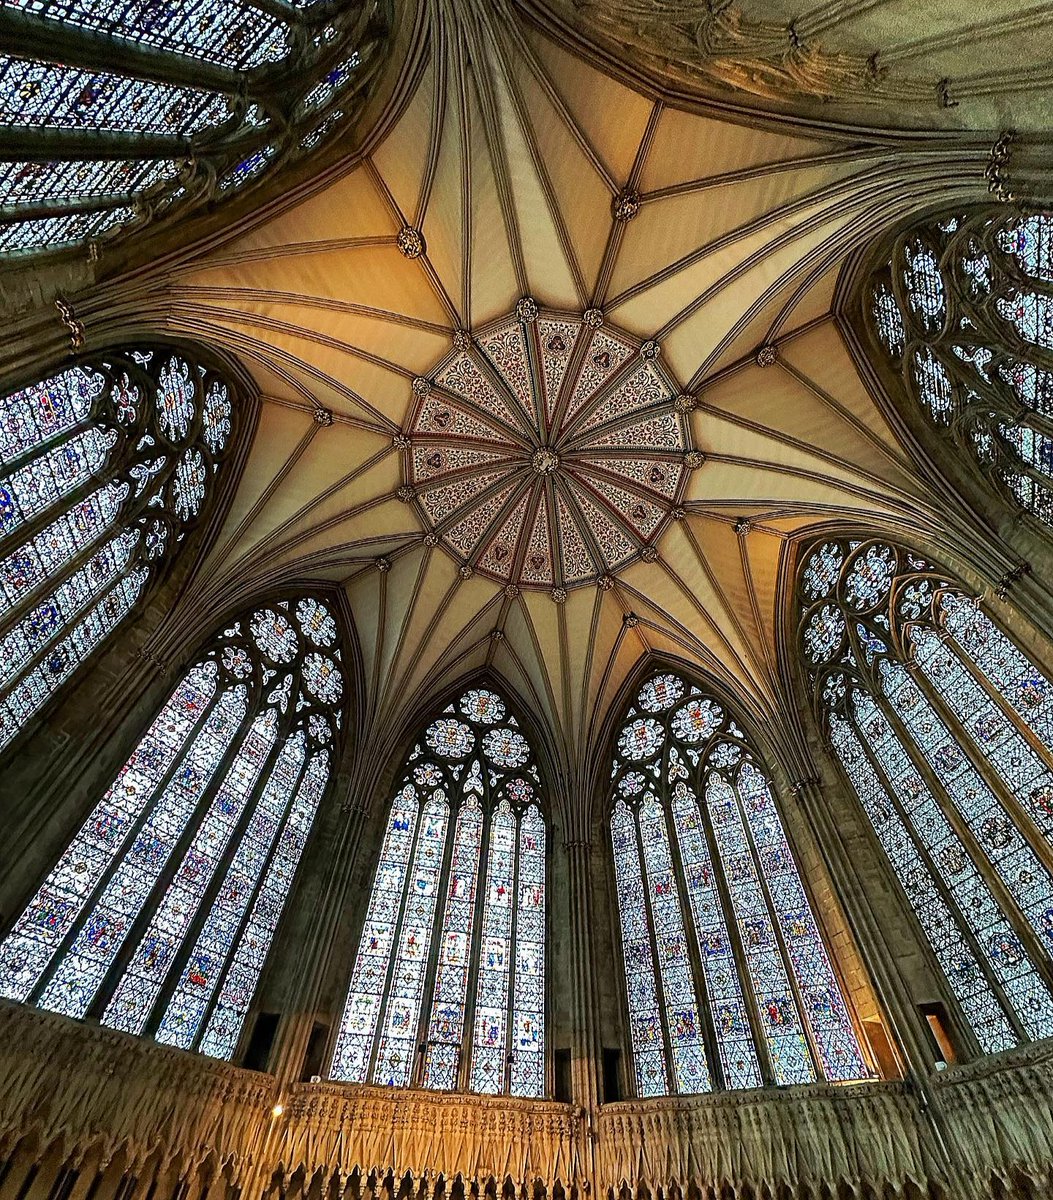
[671,783,761,1089]
[611,799,667,1096]
[373,793,449,1086]
[0,596,341,1061]
[510,804,545,1096]
[422,795,483,1089]
[469,800,516,1093]
[638,792,711,1094]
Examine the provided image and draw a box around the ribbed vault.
[102,0,1020,813]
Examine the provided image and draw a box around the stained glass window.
[0,596,343,1061]
[331,686,547,1096]
[799,537,1053,1056]
[610,672,868,1096]
[0,6,389,256]
[0,349,236,754]
[868,209,1053,529]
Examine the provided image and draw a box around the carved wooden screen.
[868,209,1053,526]
[331,686,546,1097]
[610,671,868,1098]
[0,347,236,753]
[799,538,1053,1054]
[0,597,344,1060]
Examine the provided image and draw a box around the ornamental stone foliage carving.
[400,308,693,590]
[0,1,393,259]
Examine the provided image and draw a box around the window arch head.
[0,2,390,256]
[798,536,1053,1056]
[331,684,547,1097]
[0,345,241,752]
[867,208,1053,526]
[0,593,345,1060]
[609,669,868,1099]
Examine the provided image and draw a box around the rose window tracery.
[401,306,695,591]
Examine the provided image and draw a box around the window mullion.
[631,803,678,1092]
[915,631,1053,879]
[850,702,1028,1049]
[503,806,524,1095]
[692,781,775,1088]
[0,7,245,94]
[661,787,725,1092]
[366,795,431,1085]
[457,805,494,1092]
[140,729,303,1040]
[0,472,134,649]
[729,772,827,1082]
[877,674,1053,999]
[410,790,461,1088]
[22,681,226,1007]
[81,688,261,1022]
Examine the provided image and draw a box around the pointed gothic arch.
[850,205,1053,537]
[330,680,549,1097]
[0,341,257,758]
[605,665,870,1098]
[795,534,1053,1057]
[0,592,348,1060]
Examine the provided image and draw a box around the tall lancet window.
[0,347,236,753]
[868,209,1053,526]
[331,686,546,1097]
[798,538,1053,1055]
[0,597,344,1061]
[610,673,868,1098]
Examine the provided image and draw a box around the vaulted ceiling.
[119,0,1024,796]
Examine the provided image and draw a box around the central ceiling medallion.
[400,304,695,591]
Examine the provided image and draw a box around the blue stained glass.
[154,730,307,1049]
[638,793,711,1095]
[0,662,218,1001]
[18,0,290,69]
[469,799,517,1094]
[0,207,138,254]
[735,762,867,1082]
[331,784,421,1082]
[37,685,249,1019]
[510,804,545,1097]
[705,773,814,1086]
[672,783,762,1089]
[334,690,546,1095]
[0,159,177,206]
[880,659,1053,957]
[0,596,342,1058]
[0,426,117,545]
[0,366,104,461]
[1,58,230,135]
[0,565,149,748]
[872,211,1053,528]
[0,351,232,752]
[831,710,1033,1052]
[422,795,483,1090]
[611,800,667,1096]
[611,672,867,1094]
[373,792,449,1087]
[198,749,331,1059]
[0,482,125,615]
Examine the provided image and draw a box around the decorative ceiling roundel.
[401,305,696,591]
